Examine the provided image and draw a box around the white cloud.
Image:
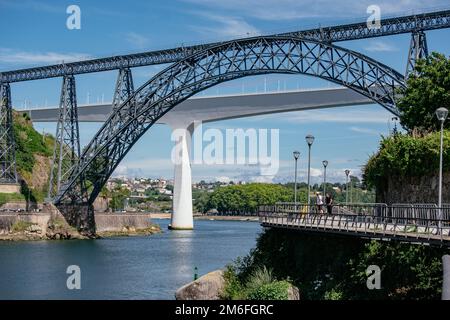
[124,32,150,49]
[364,40,398,52]
[0,48,92,65]
[349,126,382,135]
[189,11,260,39]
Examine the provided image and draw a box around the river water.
[0,219,261,299]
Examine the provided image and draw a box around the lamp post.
[436,107,448,232]
[345,169,350,205]
[293,151,300,207]
[322,160,328,196]
[305,134,315,207]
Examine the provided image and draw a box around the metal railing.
[258,203,450,244]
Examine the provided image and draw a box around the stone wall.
[0,213,51,235]
[95,213,153,232]
[0,201,27,211]
[376,172,450,204]
[0,184,21,193]
[0,212,154,238]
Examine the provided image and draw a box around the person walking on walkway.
[316,192,324,213]
[325,193,333,214]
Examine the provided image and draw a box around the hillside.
[9,111,54,204]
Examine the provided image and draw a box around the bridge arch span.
[54,36,406,219]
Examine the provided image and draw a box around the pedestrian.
[316,192,324,213]
[325,193,333,214]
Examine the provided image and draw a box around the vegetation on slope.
[229,229,448,300]
[11,112,54,202]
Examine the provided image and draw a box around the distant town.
[102,176,371,215]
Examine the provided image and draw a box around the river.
[0,219,261,299]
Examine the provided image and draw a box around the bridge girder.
[405,31,429,78]
[0,83,17,183]
[112,67,134,112]
[47,75,85,200]
[53,36,406,219]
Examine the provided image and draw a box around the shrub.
[244,266,274,294]
[247,280,290,300]
[324,288,344,300]
[221,265,246,300]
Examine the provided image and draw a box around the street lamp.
[305,134,315,207]
[322,160,328,196]
[345,169,350,205]
[293,151,300,206]
[436,107,448,231]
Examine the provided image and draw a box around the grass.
[0,193,26,206]
[11,220,34,232]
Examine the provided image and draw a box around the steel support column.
[0,82,18,183]
[112,67,134,111]
[48,75,81,199]
[405,31,428,78]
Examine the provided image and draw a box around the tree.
[109,187,130,211]
[397,52,450,133]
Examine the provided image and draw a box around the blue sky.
[1,0,450,184]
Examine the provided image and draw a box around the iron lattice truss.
[405,31,429,78]
[1,9,449,83]
[54,36,406,205]
[0,83,17,183]
[48,75,84,199]
[112,68,134,112]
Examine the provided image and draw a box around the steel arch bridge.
[53,36,406,231]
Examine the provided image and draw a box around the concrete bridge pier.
[168,121,195,230]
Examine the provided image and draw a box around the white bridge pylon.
[169,121,195,230]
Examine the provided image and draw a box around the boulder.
[175,270,225,300]
[287,284,300,300]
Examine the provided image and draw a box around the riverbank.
[150,213,258,222]
[0,212,159,241]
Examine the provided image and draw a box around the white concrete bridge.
[23,87,374,230]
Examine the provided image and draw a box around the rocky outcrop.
[176,270,225,300]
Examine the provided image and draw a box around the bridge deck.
[259,204,450,247]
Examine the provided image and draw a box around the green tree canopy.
[205,183,294,214]
[397,52,450,132]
